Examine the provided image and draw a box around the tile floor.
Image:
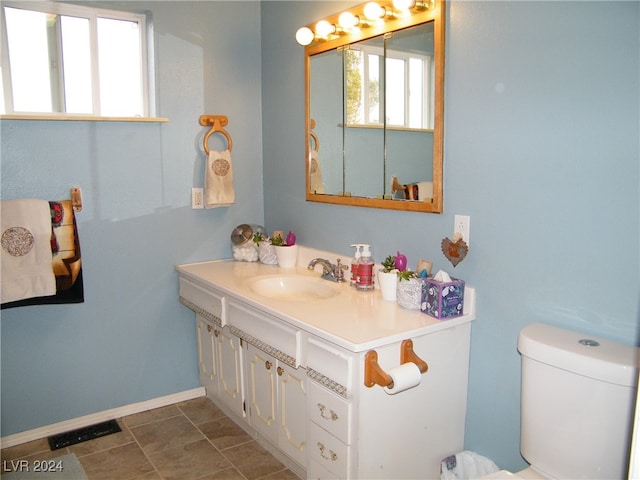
[1,397,300,480]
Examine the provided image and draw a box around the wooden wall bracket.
[364,339,429,388]
[364,350,393,388]
[400,339,428,374]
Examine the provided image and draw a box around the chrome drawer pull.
[317,442,338,461]
[317,403,339,421]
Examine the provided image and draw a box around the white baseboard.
[1,387,205,449]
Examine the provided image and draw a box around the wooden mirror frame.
[304,0,445,213]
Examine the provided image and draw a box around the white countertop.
[176,246,475,352]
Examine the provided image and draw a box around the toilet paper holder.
[364,339,429,388]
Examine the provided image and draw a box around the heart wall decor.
[441,237,468,267]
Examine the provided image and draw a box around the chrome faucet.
[307,258,347,282]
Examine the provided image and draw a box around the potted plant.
[378,255,399,302]
[272,230,298,268]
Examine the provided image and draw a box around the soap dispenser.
[350,244,361,286]
[356,244,375,291]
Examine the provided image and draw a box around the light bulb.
[393,0,416,10]
[315,20,336,38]
[295,27,314,46]
[338,12,359,31]
[363,2,385,20]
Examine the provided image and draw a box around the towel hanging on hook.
[199,115,233,154]
[199,115,235,208]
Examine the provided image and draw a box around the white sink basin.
[247,275,341,302]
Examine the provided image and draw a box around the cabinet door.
[277,361,307,467]
[217,325,245,418]
[196,315,218,399]
[246,345,278,441]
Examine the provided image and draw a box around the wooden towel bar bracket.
[364,339,429,388]
[70,186,83,213]
[199,114,233,154]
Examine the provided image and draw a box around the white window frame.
[0,0,155,118]
[347,44,433,130]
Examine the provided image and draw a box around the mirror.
[303,1,445,213]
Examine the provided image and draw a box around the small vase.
[377,269,397,302]
[275,244,298,268]
[397,278,422,310]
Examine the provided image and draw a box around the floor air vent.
[48,419,122,450]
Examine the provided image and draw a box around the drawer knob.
[317,403,339,421]
[207,325,213,333]
[265,360,273,370]
[317,442,338,461]
[277,366,284,376]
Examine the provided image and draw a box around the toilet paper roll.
[383,362,422,395]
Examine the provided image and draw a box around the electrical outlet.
[192,188,204,209]
[454,214,470,245]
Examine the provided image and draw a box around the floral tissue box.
[421,277,465,319]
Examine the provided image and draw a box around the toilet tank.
[518,323,639,480]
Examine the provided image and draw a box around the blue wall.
[1,1,264,436]
[261,0,639,472]
[1,0,639,474]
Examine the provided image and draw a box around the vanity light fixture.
[295,0,436,46]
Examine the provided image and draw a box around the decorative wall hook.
[441,236,468,267]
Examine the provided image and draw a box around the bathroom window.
[0,1,153,117]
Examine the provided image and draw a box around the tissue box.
[421,277,465,319]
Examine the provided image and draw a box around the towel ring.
[199,115,233,154]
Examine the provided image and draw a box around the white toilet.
[485,323,639,480]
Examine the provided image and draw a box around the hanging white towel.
[309,150,325,194]
[1,199,56,304]
[205,149,235,208]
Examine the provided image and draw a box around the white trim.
[0,387,205,449]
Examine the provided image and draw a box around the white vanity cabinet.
[306,325,472,479]
[245,344,307,467]
[197,321,244,419]
[177,258,476,480]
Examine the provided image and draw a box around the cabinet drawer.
[308,422,351,479]
[228,300,300,365]
[179,277,225,323]
[307,459,340,480]
[308,381,353,444]
[307,337,352,396]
